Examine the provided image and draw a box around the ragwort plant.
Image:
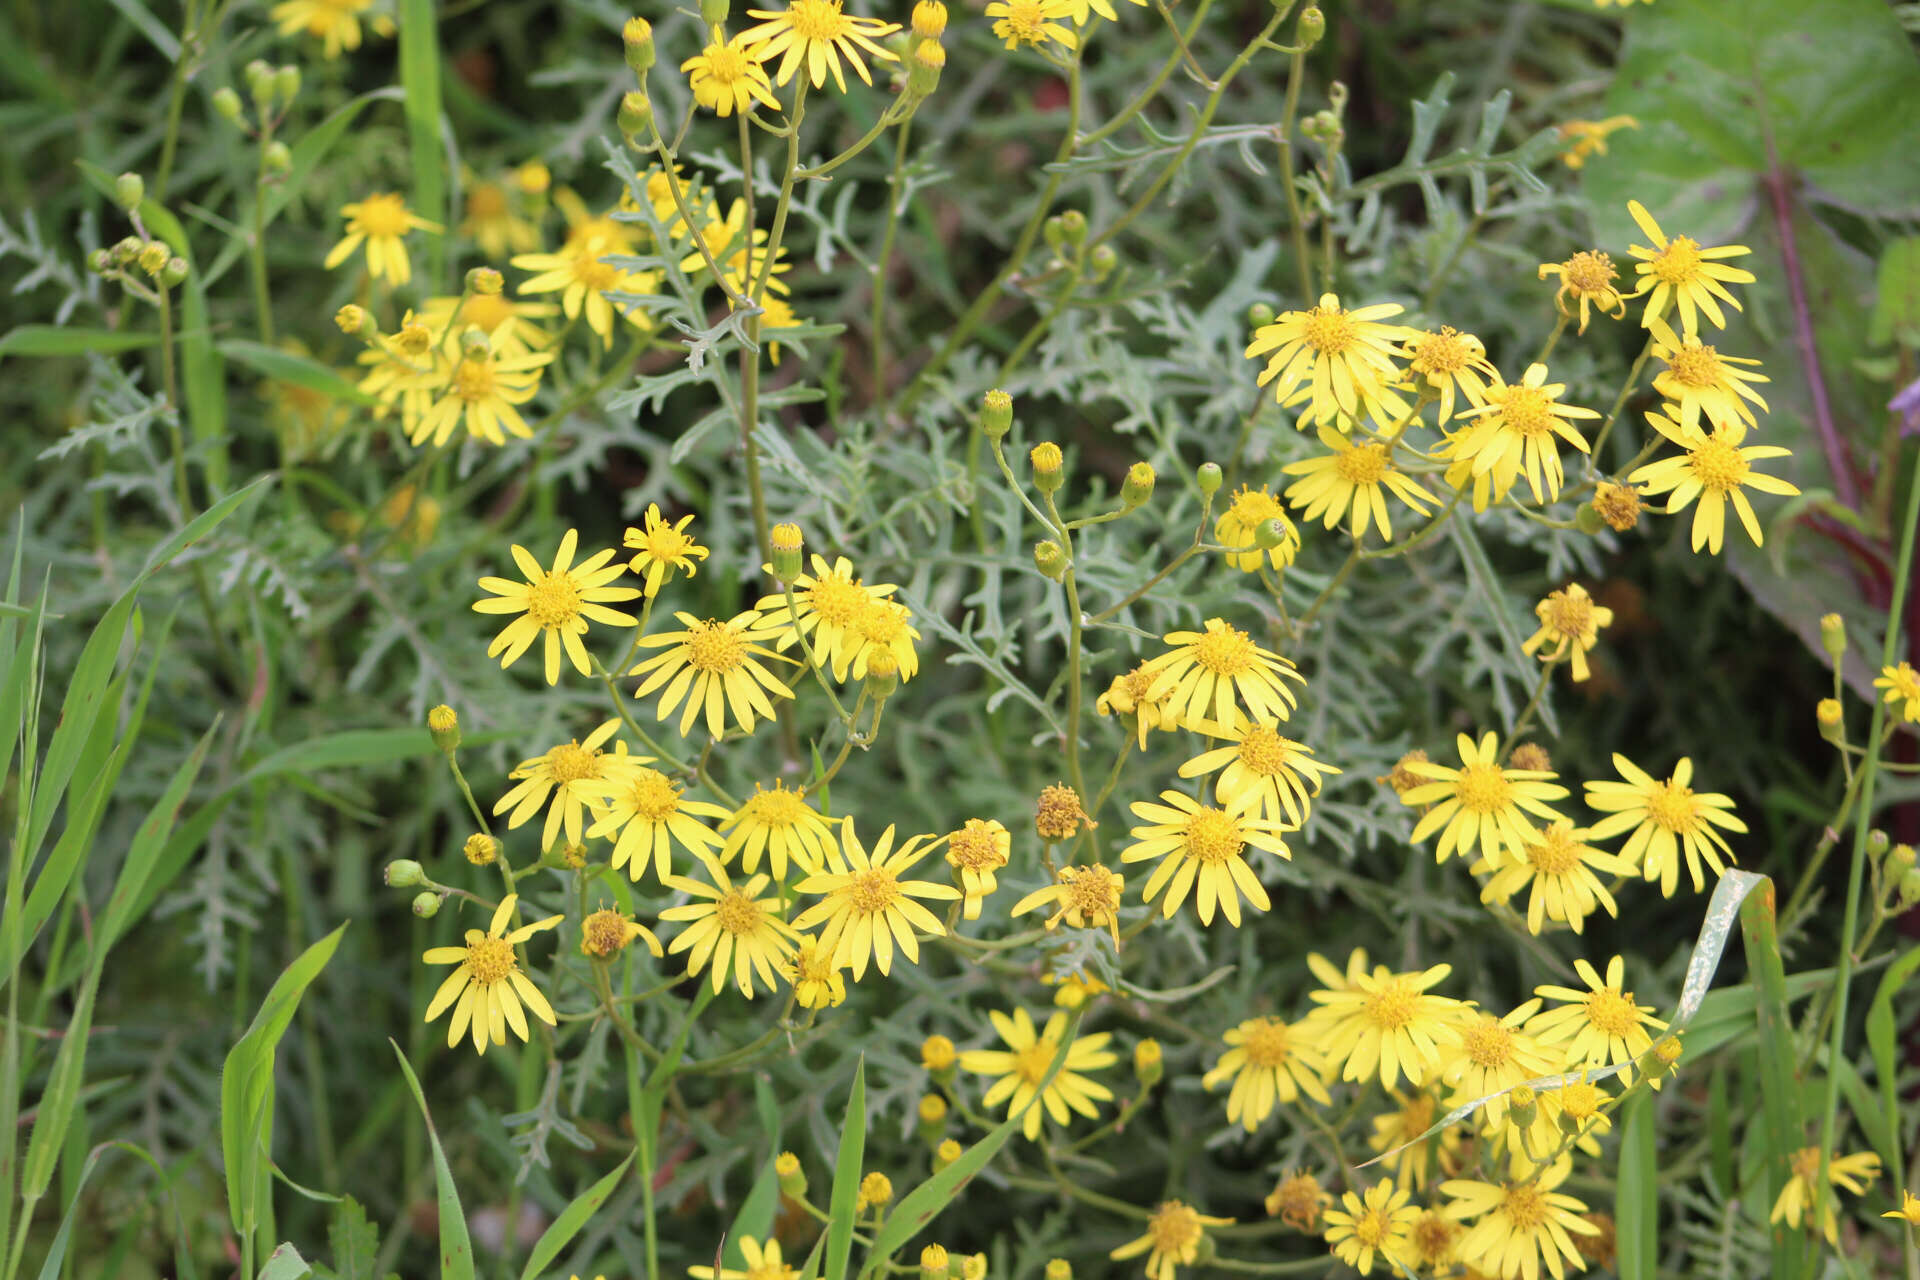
[7,2,1920,1280]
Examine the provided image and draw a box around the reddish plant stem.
[1764,165,1862,510]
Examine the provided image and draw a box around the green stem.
[1277,42,1314,302]
[154,0,200,201]
[1077,0,1215,150]
[870,115,913,397]
[1501,663,1558,756]
[1587,335,1656,469]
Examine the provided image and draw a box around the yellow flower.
[689,1236,797,1280]
[1201,1016,1330,1131]
[580,907,663,959]
[1529,955,1667,1083]
[1322,1180,1419,1277]
[1882,1187,1920,1226]
[1302,961,1467,1088]
[1878,662,1920,722]
[1477,821,1631,935]
[1095,662,1182,749]
[1245,293,1412,429]
[756,553,897,681]
[271,0,375,59]
[1403,325,1499,425]
[680,200,793,300]
[792,819,960,978]
[958,1007,1117,1141]
[737,0,901,92]
[1122,790,1289,927]
[415,292,558,359]
[942,819,1011,920]
[1111,1201,1232,1280]
[1011,863,1125,945]
[1283,425,1436,541]
[1626,198,1757,336]
[553,187,638,254]
[1214,486,1301,572]
[1399,731,1570,867]
[1648,316,1770,435]
[1538,250,1628,334]
[659,860,799,998]
[474,531,641,686]
[629,611,797,738]
[1441,1158,1598,1280]
[459,176,540,260]
[511,242,658,344]
[1522,583,1614,683]
[1584,753,1745,896]
[749,292,806,366]
[719,781,841,880]
[624,504,711,597]
[849,598,921,683]
[1367,1089,1461,1191]
[1264,1170,1331,1231]
[494,721,644,852]
[781,937,847,1009]
[356,325,449,433]
[987,0,1080,50]
[422,894,562,1054]
[1445,362,1598,509]
[1046,971,1109,1008]
[583,766,730,883]
[1404,1209,1463,1275]
[1142,617,1305,728]
[414,344,557,448]
[1630,409,1799,552]
[1771,1148,1882,1245]
[324,192,439,284]
[1555,114,1637,168]
[1439,1000,1558,1128]
[684,34,782,116]
[1178,711,1341,829]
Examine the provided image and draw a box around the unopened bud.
[1890,844,1917,875]
[1197,461,1223,498]
[1133,1038,1163,1086]
[1088,243,1117,281]
[1121,461,1156,510]
[1057,209,1086,247]
[464,833,501,866]
[857,1172,893,1210]
[263,140,292,175]
[460,327,491,357]
[468,267,503,296]
[932,1138,962,1172]
[1868,829,1891,858]
[1030,442,1064,493]
[1296,5,1324,47]
[160,256,189,287]
[114,172,145,212]
[618,91,653,139]
[411,891,441,918]
[1899,868,1920,909]
[274,65,301,107]
[701,0,730,24]
[212,86,244,124]
[87,248,112,274]
[912,0,947,38]
[137,241,170,277]
[1254,518,1291,551]
[1506,1084,1538,1130]
[1573,502,1606,535]
[980,389,1013,440]
[922,1033,957,1074]
[919,1246,950,1280]
[1044,1262,1072,1280]
[961,1254,986,1280]
[864,647,900,700]
[385,859,426,887]
[771,522,805,584]
[1034,539,1067,581]
[907,39,944,95]
[776,1151,806,1196]
[245,59,275,109]
[623,17,656,72]
[1637,1036,1683,1081]
[427,703,460,751]
[334,304,368,335]
[112,236,142,265]
[1817,698,1844,745]
[1819,612,1846,661]
[917,1092,948,1127]
[1247,301,1276,330]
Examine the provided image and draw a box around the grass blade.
[399,0,447,287]
[825,1057,868,1280]
[391,1042,475,1280]
[1740,879,1805,1280]
[1615,1090,1658,1280]
[517,1150,635,1280]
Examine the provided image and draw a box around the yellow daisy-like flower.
[1178,711,1342,828]
[1111,1201,1233,1280]
[1283,425,1436,541]
[958,1007,1117,1141]
[1770,1148,1882,1245]
[1322,1180,1420,1277]
[1477,821,1631,935]
[1404,1210,1464,1275]
[689,1235,797,1280]
[474,531,641,686]
[1877,662,1920,722]
[658,861,799,998]
[1121,790,1289,927]
[413,344,557,448]
[1446,363,1598,509]
[1584,753,1745,896]
[583,766,730,884]
[1439,1000,1558,1128]
[579,907,664,959]
[987,0,1080,50]
[1200,1016,1330,1131]
[1555,114,1637,169]
[737,0,901,92]
[1881,1187,1920,1226]
[942,819,1011,921]
[791,819,959,979]
[756,553,897,682]
[680,200,793,300]
[683,34,783,117]
[1539,249,1628,334]
[624,504,711,597]
[1303,961,1468,1089]
[629,610,796,739]
[1265,1170,1332,1231]
[747,292,806,366]
[1648,316,1770,436]
[1095,662,1182,749]
[458,177,539,260]
[1522,583,1614,683]
[1629,410,1799,553]
[324,192,439,285]
[1214,486,1302,572]
[1011,863,1125,945]
[1403,325,1499,425]
[1305,946,1372,995]
[1245,293,1412,429]
[416,292,558,360]
[1399,731,1570,867]
[780,937,847,1009]
[1368,1089,1461,1192]
[422,894,562,1054]
[511,243,657,345]
[719,781,840,880]
[1626,198,1757,336]
[1141,617,1305,728]
[1442,1158,1598,1280]
[1528,955,1667,1083]
[1060,0,1147,23]
[271,0,375,59]
[494,721,644,852]
[848,598,921,683]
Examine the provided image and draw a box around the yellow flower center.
[460,292,514,333]
[627,769,683,822]
[805,573,869,626]
[686,620,748,673]
[466,183,508,219]
[1411,326,1472,375]
[947,821,1005,871]
[847,866,902,914]
[524,571,583,627]
[543,741,599,782]
[1191,623,1257,676]
[1556,1081,1603,1121]
[1526,824,1584,875]
[1583,986,1640,1038]
[1332,442,1390,486]
[1790,1146,1821,1180]
[395,322,433,357]
[1461,1020,1515,1068]
[998,0,1048,40]
[1301,302,1359,354]
[570,252,620,291]
[1236,726,1292,776]
[858,601,911,646]
[701,42,754,83]
[786,0,853,40]
[1410,1213,1457,1262]
[582,909,633,957]
[1687,436,1750,492]
[1542,592,1591,640]
[465,934,516,985]
[1271,1176,1324,1228]
[1453,761,1513,815]
[1227,487,1283,525]
[1498,385,1557,438]
[1665,340,1723,388]
[643,524,696,562]
[453,357,498,403]
[352,193,413,237]
[745,783,809,826]
[1183,808,1246,864]
[1061,866,1119,918]
[714,888,764,935]
[1502,1182,1549,1231]
[1014,1036,1059,1085]
[1645,778,1701,832]
[1564,250,1616,295]
[1363,978,1419,1030]
[1349,1207,1390,1248]
[1650,234,1704,285]
[1147,1203,1204,1254]
[1241,1018,1295,1069]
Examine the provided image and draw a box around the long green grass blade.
[400,0,447,286]
[1741,880,1805,1280]
[824,1057,868,1280]
[1615,1090,1658,1280]
[391,1042,476,1280]
[517,1149,635,1280]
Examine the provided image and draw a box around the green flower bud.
[212,86,244,125]
[1088,243,1117,282]
[1034,539,1068,582]
[1043,214,1068,253]
[1868,829,1891,858]
[1044,1261,1072,1280]
[427,704,460,751]
[86,248,112,274]
[1573,502,1607,535]
[136,241,170,277]
[1030,441,1064,493]
[1057,209,1087,247]
[274,65,301,108]
[1246,301,1276,330]
[1899,867,1920,909]
[160,256,189,287]
[263,140,292,175]
[618,91,653,139]
[623,18,656,73]
[112,236,142,265]
[932,1138,962,1172]
[1819,612,1846,660]
[1816,698,1845,746]
[919,1246,950,1280]
[1506,1084,1538,1131]
[776,1151,807,1197]
[1297,5,1324,48]
[980,389,1013,440]
[907,38,944,96]
[1890,843,1916,875]
[384,859,426,888]
[1133,1038,1163,1087]
[1121,461,1156,510]
[460,327,492,357]
[770,522,805,585]
[1197,461,1223,498]
[467,267,504,296]
[411,891,441,918]
[113,172,145,212]
[1254,517,1292,551]
[700,0,730,24]
[863,648,900,700]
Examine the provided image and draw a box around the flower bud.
[468,266,503,296]
[864,647,900,700]
[1121,461,1156,510]
[274,65,301,108]
[334,304,369,336]
[212,86,244,124]
[1030,442,1064,494]
[933,1138,962,1172]
[1088,243,1117,282]
[1817,698,1845,745]
[922,1034,957,1074]
[1033,539,1068,582]
[857,1171,893,1210]
[917,1092,948,1127]
[264,140,292,175]
[460,327,492,357]
[1636,1036,1683,1081]
[1899,868,1920,909]
[160,256,189,287]
[907,39,944,96]
[561,841,588,869]
[776,1151,807,1196]
[618,91,654,139]
[770,522,805,585]
[1819,612,1846,661]
[1044,1261,1072,1280]
[137,241,170,277]
[1057,209,1086,247]
[517,161,551,195]
[1246,301,1276,330]
[1296,5,1324,47]
[1890,843,1917,875]
[1506,1084,1538,1131]
[1254,518,1292,551]
[1133,1038,1163,1087]
[427,703,461,751]
[961,1254,986,1280]
[1573,502,1606,535]
[1196,461,1223,498]
[87,248,112,274]
[464,833,501,866]
[245,59,275,110]
[920,1246,950,1280]
[701,0,730,24]
[1868,829,1891,858]
[980,389,1013,440]
[411,891,441,918]
[112,235,142,265]
[385,859,426,887]
[912,0,947,38]
[623,17,656,72]
[114,172,145,212]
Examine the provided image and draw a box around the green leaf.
[258,1244,312,1280]
[220,339,376,408]
[0,325,159,361]
[1740,880,1805,1280]
[825,1058,868,1280]
[1448,519,1556,737]
[390,1042,475,1280]
[517,1150,635,1280]
[399,0,447,286]
[182,273,230,493]
[101,1,177,60]
[33,1142,174,1280]
[231,730,435,790]
[1870,237,1920,348]
[97,720,216,950]
[19,961,99,1203]
[327,1197,383,1280]
[1615,1091,1658,1280]
[1864,946,1920,1174]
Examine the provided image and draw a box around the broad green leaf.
[391,1043,475,1280]
[0,325,158,361]
[220,339,375,407]
[327,1197,382,1280]
[1870,237,1920,348]
[517,1150,635,1280]
[824,1058,867,1280]
[258,1243,312,1280]
[400,0,447,286]
[1615,1091,1658,1280]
